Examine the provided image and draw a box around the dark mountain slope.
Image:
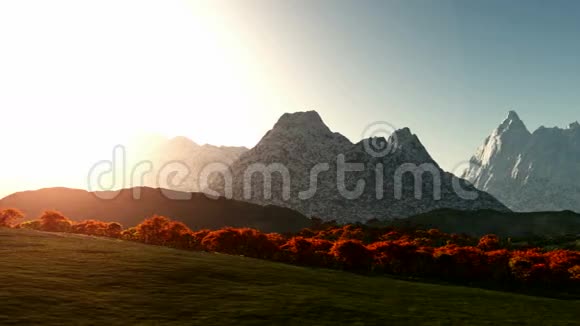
[391,208,580,237]
[0,187,310,233]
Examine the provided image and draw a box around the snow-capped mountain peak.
[464,111,580,213]
[499,110,529,134]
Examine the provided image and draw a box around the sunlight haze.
[1,0,579,197]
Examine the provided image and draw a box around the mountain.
[0,187,311,233]
[140,136,248,192]
[463,111,580,212]
[209,111,508,223]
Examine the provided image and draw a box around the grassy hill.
[389,208,580,237]
[0,228,578,325]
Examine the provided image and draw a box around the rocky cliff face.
[209,111,508,223]
[463,111,580,212]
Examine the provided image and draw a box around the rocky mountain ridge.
[463,111,580,212]
[209,111,508,222]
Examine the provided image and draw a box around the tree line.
[1,208,578,292]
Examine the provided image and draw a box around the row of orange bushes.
[3,209,579,290]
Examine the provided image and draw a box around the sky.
[0,0,579,197]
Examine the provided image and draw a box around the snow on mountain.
[463,111,580,212]
[209,111,508,223]
[463,111,531,189]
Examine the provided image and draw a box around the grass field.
[0,229,578,325]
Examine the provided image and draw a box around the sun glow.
[0,0,278,196]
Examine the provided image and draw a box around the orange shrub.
[105,222,123,238]
[121,227,138,241]
[0,208,24,227]
[280,237,333,266]
[369,240,434,275]
[201,228,279,259]
[72,220,109,236]
[266,233,287,246]
[39,210,73,232]
[509,249,547,283]
[135,215,194,248]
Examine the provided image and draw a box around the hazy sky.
[0,0,579,196]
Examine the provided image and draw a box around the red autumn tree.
[202,228,278,259]
[545,249,580,284]
[0,208,24,227]
[509,249,547,283]
[121,227,138,241]
[39,210,73,232]
[367,240,422,274]
[280,237,333,266]
[72,220,109,236]
[135,215,193,247]
[330,239,373,271]
[433,245,487,280]
[266,233,287,246]
[135,215,173,245]
[161,221,193,249]
[478,234,501,251]
[105,222,123,238]
[189,229,210,250]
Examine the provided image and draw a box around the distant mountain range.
[209,111,508,222]
[141,137,247,193]
[6,110,580,232]
[0,187,310,233]
[463,111,580,213]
